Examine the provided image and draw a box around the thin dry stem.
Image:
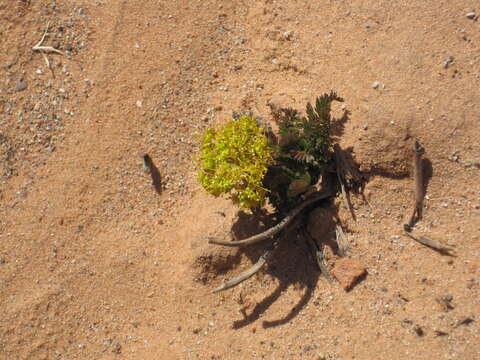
[209,190,334,247]
[32,22,64,55]
[212,240,279,293]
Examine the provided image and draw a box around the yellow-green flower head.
[198,115,272,209]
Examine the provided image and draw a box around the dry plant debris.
[403,140,455,255]
[32,22,64,76]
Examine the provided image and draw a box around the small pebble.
[466,12,476,19]
[15,80,27,92]
[112,343,122,353]
[443,56,454,69]
[234,37,246,45]
[414,324,425,336]
[136,100,143,108]
[283,30,293,40]
[372,81,382,89]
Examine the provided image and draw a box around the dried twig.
[404,140,425,231]
[209,190,334,247]
[335,224,350,257]
[404,232,455,256]
[32,22,63,76]
[32,22,64,55]
[212,239,280,293]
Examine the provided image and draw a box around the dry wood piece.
[335,224,350,257]
[209,190,334,247]
[404,140,425,231]
[404,232,455,255]
[212,239,279,293]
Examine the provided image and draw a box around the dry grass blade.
[209,190,334,247]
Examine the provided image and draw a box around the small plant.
[265,91,343,212]
[198,92,356,293]
[198,115,272,209]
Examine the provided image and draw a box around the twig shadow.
[422,157,433,198]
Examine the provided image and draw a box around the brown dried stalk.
[209,190,334,247]
[404,140,425,231]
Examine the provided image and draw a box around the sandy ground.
[1,1,479,359]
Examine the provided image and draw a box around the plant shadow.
[227,199,337,329]
[330,109,350,139]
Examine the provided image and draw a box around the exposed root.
[212,239,280,293]
[209,190,334,247]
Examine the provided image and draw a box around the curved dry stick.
[212,253,267,293]
[208,190,334,247]
[404,232,455,256]
[212,240,279,293]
